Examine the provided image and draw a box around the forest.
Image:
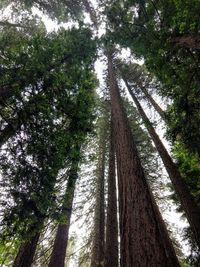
[0,0,200,266]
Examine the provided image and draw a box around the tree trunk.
[105,115,118,267]
[139,84,166,120]
[91,117,107,267]
[169,34,200,49]
[107,50,180,267]
[118,67,166,120]
[48,161,79,267]
[123,77,200,249]
[13,233,40,267]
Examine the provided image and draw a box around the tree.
[104,115,118,267]
[121,74,200,249]
[48,158,80,267]
[91,112,108,267]
[106,0,200,157]
[107,49,180,266]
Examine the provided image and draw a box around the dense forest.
[0,0,200,266]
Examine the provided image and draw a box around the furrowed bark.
[105,115,118,267]
[13,232,40,267]
[48,161,79,267]
[123,77,200,249]
[107,50,180,267]
[91,118,107,267]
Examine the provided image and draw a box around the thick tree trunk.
[13,232,40,267]
[169,34,200,49]
[107,50,180,267]
[123,77,200,249]
[48,162,79,267]
[91,118,107,267]
[105,116,118,267]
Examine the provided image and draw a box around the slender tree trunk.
[119,70,166,120]
[123,77,200,249]
[139,84,166,120]
[48,161,79,267]
[105,115,118,267]
[107,50,180,267]
[91,118,107,267]
[13,232,40,267]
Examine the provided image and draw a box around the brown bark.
[107,50,180,267]
[169,34,200,49]
[123,77,200,249]
[105,116,118,267]
[91,118,107,267]
[48,162,79,267]
[13,232,40,267]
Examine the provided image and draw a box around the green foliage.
[2,0,83,22]
[106,0,200,156]
[0,25,97,252]
[173,142,200,201]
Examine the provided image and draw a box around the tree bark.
[123,77,200,249]
[91,117,107,267]
[13,232,40,267]
[107,50,180,267]
[48,161,79,267]
[169,34,200,49]
[105,115,118,267]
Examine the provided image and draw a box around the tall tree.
[106,0,200,157]
[122,75,200,249]
[91,114,108,267]
[104,115,118,267]
[48,158,80,267]
[107,49,180,267]
[116,61,166,120]
[13,232,40,267]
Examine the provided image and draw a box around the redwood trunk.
[123,77,200,249]
[13,233,40,267]
[105,116,118,267]
[107,50,180,267]
[91,119,106,267]
[48,162,79,267]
